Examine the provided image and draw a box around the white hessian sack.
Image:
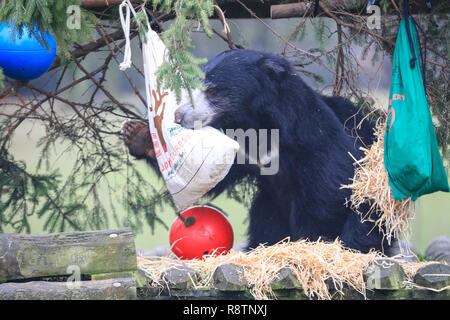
[119,1,239,211]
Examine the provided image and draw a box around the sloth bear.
[123,49,391,254]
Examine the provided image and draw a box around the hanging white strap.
[118,0,159,116]
[119,0,137,71]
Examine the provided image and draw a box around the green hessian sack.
[384,17,449,201]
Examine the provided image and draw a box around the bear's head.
[174,49,293,132]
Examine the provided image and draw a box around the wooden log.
[0,228,137,282]
[271,0,363,19]
[271,2,315,19]
[270,0,444,19]
[91,271,136,281]
[3,0,435,17]
[0,278,136,300]
[80,0,266,8]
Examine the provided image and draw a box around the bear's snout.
[173,89,216,129]
[174,106,185,125]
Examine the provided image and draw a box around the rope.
[403,281,450,293]
[119,0,137,71]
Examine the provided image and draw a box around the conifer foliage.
[151,0,214,102]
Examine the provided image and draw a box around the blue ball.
[0,22,57,81]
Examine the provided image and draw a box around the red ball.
[169,205,234,260]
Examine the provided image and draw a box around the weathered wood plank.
[91,271,135,281]
[0,228,137,282]
[0,278,136,300]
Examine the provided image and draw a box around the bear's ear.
[260,57,290,78]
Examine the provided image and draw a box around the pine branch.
[150,0,215,103]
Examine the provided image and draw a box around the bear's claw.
[122,120,155,159]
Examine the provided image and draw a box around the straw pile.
[138,239,436,300]
[138,239,386,300]
[341,119,414,245]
